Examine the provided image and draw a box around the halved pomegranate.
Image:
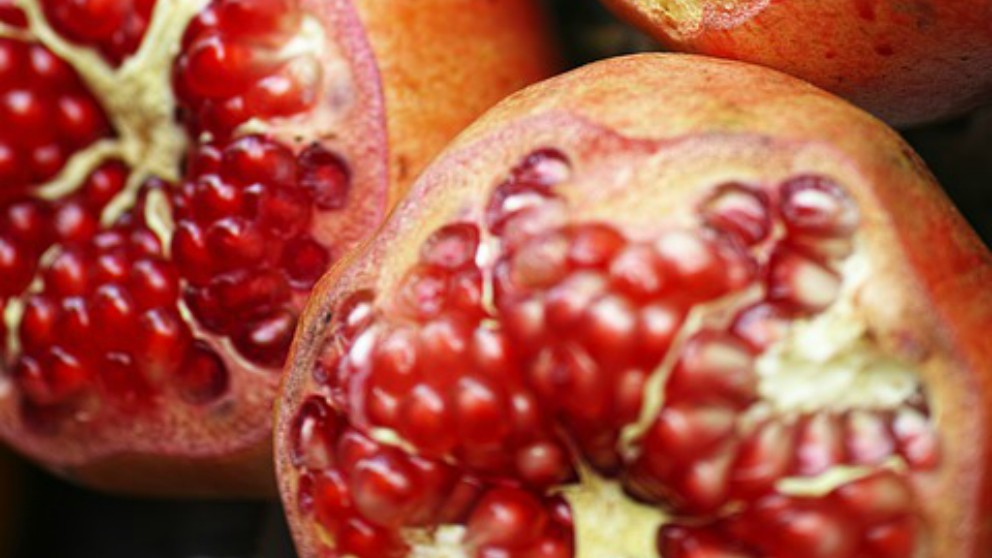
[275,54,992,557]
[0,0,558,496]
[597,0,992,126]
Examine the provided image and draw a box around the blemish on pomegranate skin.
[874,43,895,57]
[854,0,878,21]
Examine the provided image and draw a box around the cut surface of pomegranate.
[597,0,992,125]
[275,55,992,557]
[0,0,557,496]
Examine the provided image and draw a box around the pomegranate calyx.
[561,469,670,558]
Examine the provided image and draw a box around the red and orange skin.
[277,54,992,557]
[599,0,992,126]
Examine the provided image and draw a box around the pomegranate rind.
[352,0,560,198]
[277,54,992,556]
[597,0,992,125]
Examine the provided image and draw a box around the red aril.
[0,0,558,496]
[275,55,992,557]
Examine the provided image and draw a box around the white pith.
[3,247,57,359]
[406,526,469,558]
[776,457,906,498]
[619,283,765,455]
[561,470,671,558]
[1,0,209,226]
[754,253,920,414]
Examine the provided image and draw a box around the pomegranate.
[0,0,558,496]
[275,54,992,557]
[597,0,992,126]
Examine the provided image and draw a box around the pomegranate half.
[597,0,992,126]
[275,54,992,557]
[0,0,558,496]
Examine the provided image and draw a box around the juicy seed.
[297,144,351,210]
[779,175,859,238]
[41,0,154,64]
[172,136,339,366]
[766,247,842,313]
[0,40,110,190]
[466,488,550,549]
[175,0,321,137]
[289,156,935,558]
[699,182,771,246]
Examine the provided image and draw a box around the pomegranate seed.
[891,407,939,469]
[222,135,296,187]
[833,472,914,524]
[19,295,57,352]
[766,247,841,313]
[780,175,858,237]
[700,183,771,246]
[452,376,510,446]
[731,420,796,497]
[336,516,406,558]
[648,403,737,460]
[844,410,896,466]
[308,468,352,523]
[370,327,420,393]
[794,413,845,476]
[421,223,480,270]
[467,488,549,549]
[350,453,421,527]
[393,385,454,454]
[176,342,228,404]
[135,308,192,380]
[297,144,351,210]
[291,396,339,470]
[864,517,918,558]
[55,94,109,145]
[609,244,668,300]
[730,302,796,350]
[567,223,626,268]
[127,258,180,310]
[232,310,296,367]
[181,36,263,98]
[217,0,301,37]
[667,331,757,408]
[511,148,571,187]
[578,293,637,365]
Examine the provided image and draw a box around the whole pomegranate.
[275,54,992,557]
[597,0,992,126]
[0,0,558,496]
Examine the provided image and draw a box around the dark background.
[3,1,990,557]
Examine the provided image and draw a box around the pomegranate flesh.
[0,0,557,496]
[275,55,992,557]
